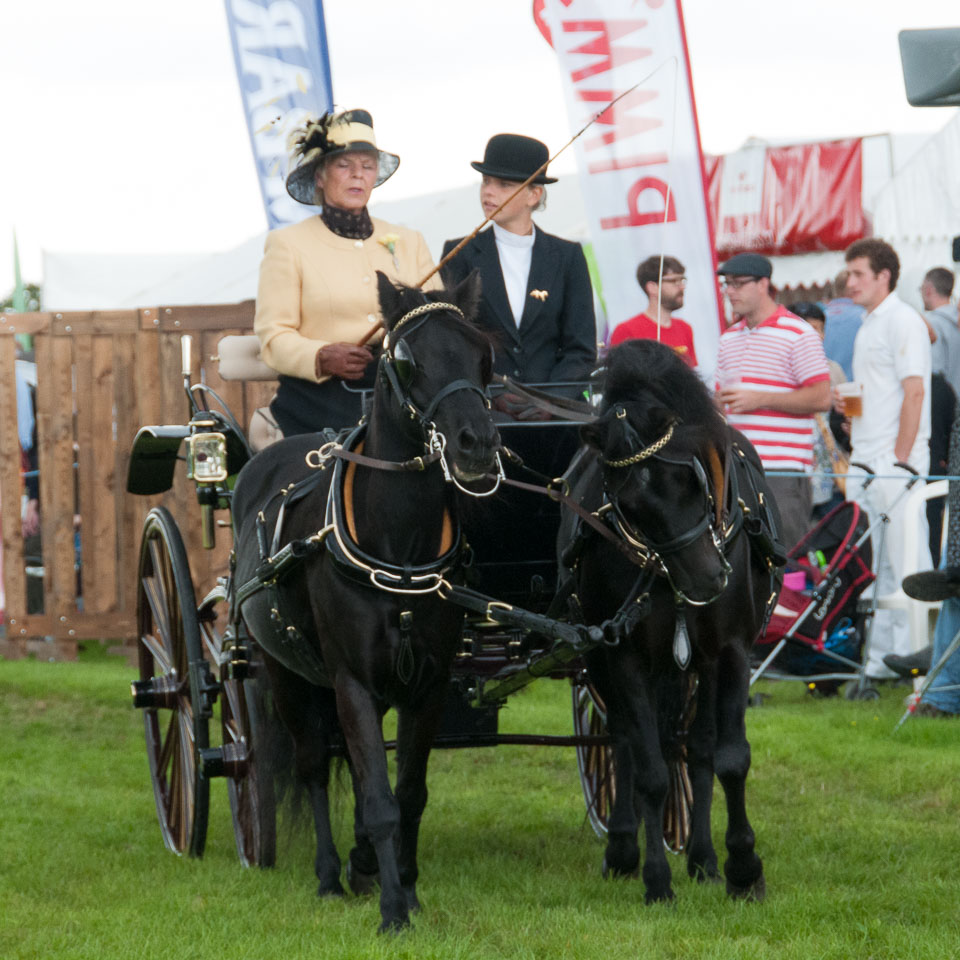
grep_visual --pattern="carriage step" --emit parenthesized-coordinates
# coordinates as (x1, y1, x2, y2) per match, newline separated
(131, 676, 182, 710)
(198, 743, 249, 779)
(190, 659, 221, 719)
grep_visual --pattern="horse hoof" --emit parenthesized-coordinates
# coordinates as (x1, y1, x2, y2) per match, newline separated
(601, 856, 639, 880)
(726, 874, 766, 902)
(644, 887, 676, 905)
(377, 915, 410, 936)
(689, 863, 721, 884)
(317, 879, 346, 899)
(346, 859, 380, 897)
(403, 887, 421, 914)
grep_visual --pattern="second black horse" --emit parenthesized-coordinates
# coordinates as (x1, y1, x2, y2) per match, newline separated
(562, 339, 782, 904)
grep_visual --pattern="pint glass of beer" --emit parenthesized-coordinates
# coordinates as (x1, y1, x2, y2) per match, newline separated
(836, 382, 863, 417)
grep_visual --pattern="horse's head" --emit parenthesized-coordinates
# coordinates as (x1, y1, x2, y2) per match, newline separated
(376, 270, 501, 492)
(583, 341, 730, 605)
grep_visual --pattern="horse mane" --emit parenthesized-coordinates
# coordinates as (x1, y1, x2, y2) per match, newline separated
(599, 339, 727, 456)
(377, 270, 488, 350)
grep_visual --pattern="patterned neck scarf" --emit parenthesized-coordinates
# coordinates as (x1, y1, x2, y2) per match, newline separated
(321, 204, 373, 240)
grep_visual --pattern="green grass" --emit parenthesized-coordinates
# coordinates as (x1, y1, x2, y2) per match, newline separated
(2, 651, 959, 959)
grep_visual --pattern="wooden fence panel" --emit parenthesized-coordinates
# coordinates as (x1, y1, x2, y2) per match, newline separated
(0, 302, 266, 660)
(0, 337, 26, 620)
(115, 330, 146, 619)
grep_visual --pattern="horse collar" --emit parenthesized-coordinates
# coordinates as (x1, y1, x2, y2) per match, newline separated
(322, 424, 465, 595)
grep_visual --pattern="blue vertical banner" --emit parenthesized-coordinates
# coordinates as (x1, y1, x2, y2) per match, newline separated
(224, 0, 335, 229)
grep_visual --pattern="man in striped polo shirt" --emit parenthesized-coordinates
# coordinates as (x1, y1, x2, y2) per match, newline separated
(716, 253, 831, 549)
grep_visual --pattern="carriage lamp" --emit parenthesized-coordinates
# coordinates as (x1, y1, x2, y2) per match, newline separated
(185, 432, 229, 484)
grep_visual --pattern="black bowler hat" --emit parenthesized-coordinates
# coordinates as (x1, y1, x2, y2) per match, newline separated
(717, 252, 773, 278)
(471, 134, 558, 184)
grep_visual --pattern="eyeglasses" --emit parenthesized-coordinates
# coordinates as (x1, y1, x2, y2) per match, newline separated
(721, 277, 760, 290)
(660, 275, 687, 286)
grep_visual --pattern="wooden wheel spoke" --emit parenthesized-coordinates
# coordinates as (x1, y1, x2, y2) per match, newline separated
(222, 682, 242, 745)
(199, 620, 221, 666)
(156, 708, 178, 782)
(177, 710, 196, 830)
(140, 628, 174, 676)
(141, 571, 174, 661)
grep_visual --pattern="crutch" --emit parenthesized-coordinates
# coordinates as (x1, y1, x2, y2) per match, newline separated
(849, 462, 923, 698)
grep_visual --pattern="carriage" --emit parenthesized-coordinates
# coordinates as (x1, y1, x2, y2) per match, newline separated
(128, 283, 773, 927)
(127, 332, 619, 867)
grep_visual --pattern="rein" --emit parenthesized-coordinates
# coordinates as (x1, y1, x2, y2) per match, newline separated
(374, 298, 505, 497)
(493, 465, 659, 571)
(306, 439, 443, 473)
(493, 376, 600, 423)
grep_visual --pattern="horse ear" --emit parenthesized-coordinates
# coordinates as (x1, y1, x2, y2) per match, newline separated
(447, 269, 482, 321)
(581, 418, 606, 451)
(376, 270, 403, 330)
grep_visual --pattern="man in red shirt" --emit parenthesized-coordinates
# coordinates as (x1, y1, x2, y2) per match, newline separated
(609, 255, 698, 367)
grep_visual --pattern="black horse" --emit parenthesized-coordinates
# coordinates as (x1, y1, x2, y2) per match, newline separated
(562, 339, 782, 904)
(230, 272, 500, 932)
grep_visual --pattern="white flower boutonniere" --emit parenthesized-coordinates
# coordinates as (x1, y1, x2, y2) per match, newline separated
(379, 233, 401, 270)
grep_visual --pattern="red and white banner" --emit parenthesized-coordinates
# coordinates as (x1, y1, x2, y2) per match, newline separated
(704, 139, 865, 257)
(534, 0, 722, 377)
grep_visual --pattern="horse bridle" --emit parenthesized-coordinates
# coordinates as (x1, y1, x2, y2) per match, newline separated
(379, 300, 504, 497)
(600, 406, 731, 607)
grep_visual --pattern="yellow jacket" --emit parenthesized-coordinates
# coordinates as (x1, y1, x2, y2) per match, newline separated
(254, 215, 441, 382)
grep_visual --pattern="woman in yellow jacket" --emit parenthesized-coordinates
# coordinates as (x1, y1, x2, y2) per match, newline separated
(255, 108, 440, 435)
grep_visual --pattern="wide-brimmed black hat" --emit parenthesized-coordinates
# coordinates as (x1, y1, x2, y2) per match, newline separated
(716, 252, 773, 278)
(471, 134, 557, 185)
(285, 109, 400, 205)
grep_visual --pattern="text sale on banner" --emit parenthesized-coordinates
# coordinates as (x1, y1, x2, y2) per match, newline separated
(534, 0, 722, 379)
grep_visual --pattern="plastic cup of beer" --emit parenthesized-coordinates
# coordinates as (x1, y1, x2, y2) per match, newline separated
(837, 382, 863, 417)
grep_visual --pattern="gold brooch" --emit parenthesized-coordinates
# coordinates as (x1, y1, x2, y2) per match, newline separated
(530, 289, 548, 301)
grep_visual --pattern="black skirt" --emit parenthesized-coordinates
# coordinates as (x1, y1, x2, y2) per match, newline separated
(270, 369, 375, 437)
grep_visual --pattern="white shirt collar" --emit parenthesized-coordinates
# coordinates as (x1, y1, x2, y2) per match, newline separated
(492, 221, 536, 249)
(864, 290, 899, 321)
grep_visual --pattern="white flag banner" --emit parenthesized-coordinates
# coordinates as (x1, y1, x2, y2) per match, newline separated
(534, 0, 722, 379)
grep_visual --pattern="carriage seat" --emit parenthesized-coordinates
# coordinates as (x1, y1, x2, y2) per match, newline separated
(216, 335, 282, 452)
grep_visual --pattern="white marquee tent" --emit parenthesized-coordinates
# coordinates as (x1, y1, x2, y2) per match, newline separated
(41, 124, 953, 322)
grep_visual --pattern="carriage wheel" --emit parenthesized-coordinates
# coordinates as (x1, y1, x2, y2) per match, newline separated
(221, 674, 277, 867)
(134, 506, 210, 857)
(573, 678, 693, 851)
(572, 680, 615, 838)
(196, 593, 277, 869)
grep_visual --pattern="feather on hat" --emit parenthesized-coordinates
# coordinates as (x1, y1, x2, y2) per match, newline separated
(285, 109, 400, 205)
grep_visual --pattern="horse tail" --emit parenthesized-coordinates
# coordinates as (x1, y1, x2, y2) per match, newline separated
(252, 655, 349, 843)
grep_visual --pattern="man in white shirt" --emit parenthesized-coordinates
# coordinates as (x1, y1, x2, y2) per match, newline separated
(842, 238, 932, 680)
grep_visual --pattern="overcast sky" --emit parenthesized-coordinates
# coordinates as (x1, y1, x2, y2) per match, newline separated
(1, 0, 957, 297)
